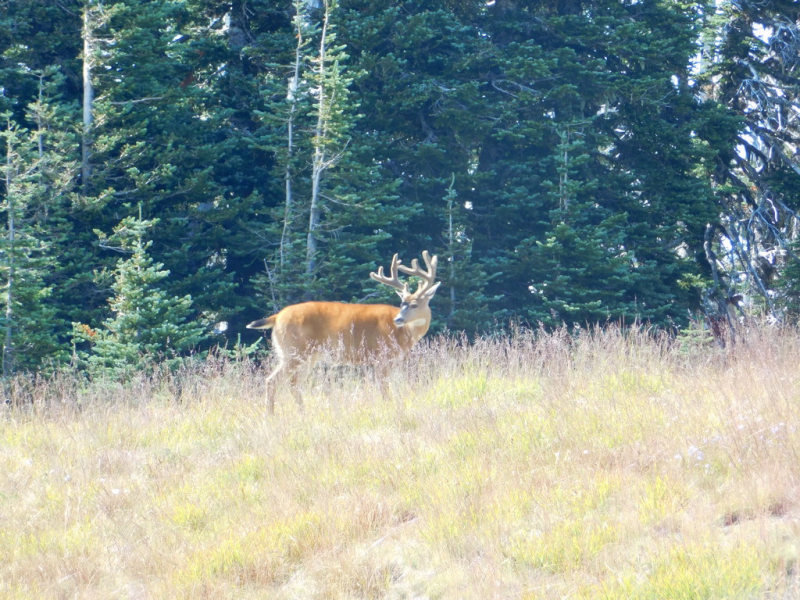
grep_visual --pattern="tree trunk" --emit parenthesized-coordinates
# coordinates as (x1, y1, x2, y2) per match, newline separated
(36, 74, 45, 158)
(281, 0, 305, 274)
(446, 174, 456, 323)
(81, 1, 95, 196)
(3, 130, 16, 376)
(306, 0, 331, 278)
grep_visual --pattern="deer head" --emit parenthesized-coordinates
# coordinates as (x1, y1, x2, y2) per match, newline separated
(370, 251, 441, 328)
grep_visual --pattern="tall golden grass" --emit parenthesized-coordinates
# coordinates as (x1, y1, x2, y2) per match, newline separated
(1, 325, 799, 599)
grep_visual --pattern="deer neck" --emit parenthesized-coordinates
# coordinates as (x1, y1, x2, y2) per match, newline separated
(402, 308, 431, 344)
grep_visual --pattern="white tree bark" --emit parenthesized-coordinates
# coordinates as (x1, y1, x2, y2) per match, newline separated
(3, 128, 16, 376)
(281, 0, 306, 273)
(306, 0, 332, 277)
(81, 1, 95, 195)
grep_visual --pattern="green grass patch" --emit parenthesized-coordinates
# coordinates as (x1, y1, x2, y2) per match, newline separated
(589, 542, 767, 599)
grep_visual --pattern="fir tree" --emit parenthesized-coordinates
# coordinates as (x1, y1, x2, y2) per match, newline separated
(73, 215, 205, 379)
(0, 118, 59, 373)
(0, 66, 78, 373)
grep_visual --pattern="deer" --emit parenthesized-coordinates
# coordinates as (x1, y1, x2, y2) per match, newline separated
(247, 251, 441, 413)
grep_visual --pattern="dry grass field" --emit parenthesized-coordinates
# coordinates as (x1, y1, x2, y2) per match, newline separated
(2, 326, 800, 599)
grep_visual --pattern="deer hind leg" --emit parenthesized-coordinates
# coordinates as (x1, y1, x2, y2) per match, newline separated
(287, 357, 312, 410)
(265, 355, 308, 414)
(264, 362, 282, 415)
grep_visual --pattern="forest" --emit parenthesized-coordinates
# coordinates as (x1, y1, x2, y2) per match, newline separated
(1, 0, 799, 374)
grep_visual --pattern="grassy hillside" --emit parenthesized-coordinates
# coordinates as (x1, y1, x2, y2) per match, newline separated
(2, 326, 799, 599)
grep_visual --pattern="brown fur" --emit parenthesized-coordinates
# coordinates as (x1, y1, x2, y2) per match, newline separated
(249, 301, 430, 363)
(248, 253, 439, 414)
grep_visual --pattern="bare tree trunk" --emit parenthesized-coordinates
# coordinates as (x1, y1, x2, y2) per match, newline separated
(36, 74, 45, 159)
(446, 174, 456, 323)
(306, 0, 331, 278)
(3, 132, 16, 376)
(81, 1, 95, 196)
(281, 0, 305, 273)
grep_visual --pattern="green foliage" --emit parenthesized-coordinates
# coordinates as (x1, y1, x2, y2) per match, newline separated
(250, 0, 404, 312)
(0, 67, 78, 373)
(0, 0, 785, 373)
(73, 216, 205, 379)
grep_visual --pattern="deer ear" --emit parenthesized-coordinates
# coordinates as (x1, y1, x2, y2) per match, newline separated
(422, 281, 441, 299)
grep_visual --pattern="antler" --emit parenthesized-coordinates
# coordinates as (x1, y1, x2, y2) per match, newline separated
(370, 253, 409, 294)
(397, 250, 438, 296)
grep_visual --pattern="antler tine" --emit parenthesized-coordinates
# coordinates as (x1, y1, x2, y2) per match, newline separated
(397, 250, 438, 295)
(370, 253, 409, 293)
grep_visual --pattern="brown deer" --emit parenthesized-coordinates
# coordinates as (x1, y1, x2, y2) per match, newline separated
(247, 251, 440, 413)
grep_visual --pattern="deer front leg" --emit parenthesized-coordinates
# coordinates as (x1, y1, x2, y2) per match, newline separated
(371, 353, 402, 402)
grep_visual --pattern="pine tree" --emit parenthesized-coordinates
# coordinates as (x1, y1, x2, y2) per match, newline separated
(70, 0, 270, 343)
(0, 66, 78, 373)
(334, 0, 493, 332)
(1, 119, 56, 373)
(466, 0, 733, 329)
(73, 215, 205, 379)
(334, 0, 733, 331)
(438, 175, 491, 332)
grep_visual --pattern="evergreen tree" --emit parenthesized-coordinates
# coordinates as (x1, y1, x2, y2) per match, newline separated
(0, 0, 767, 366)
(335, 0, 494, 332)
(1, 118, 59, 373)
(475, 0, 734, 329)
(0, 68, 78, 373)
(438, 175, 491, 332)
(336, 0, 737, 331)
(71, 0, 275, 343)
(73, 215, 205, 378)
(0, 0, 83, 119)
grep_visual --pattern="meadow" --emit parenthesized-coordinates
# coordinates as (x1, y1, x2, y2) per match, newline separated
(2, 325, 799, 599)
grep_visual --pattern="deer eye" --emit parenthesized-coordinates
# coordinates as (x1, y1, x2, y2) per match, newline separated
(410, 303, 418, 309)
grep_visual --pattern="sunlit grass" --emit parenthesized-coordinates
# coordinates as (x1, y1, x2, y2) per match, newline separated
(585, 542, 768, 600)
(2, 326, 800, 598)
